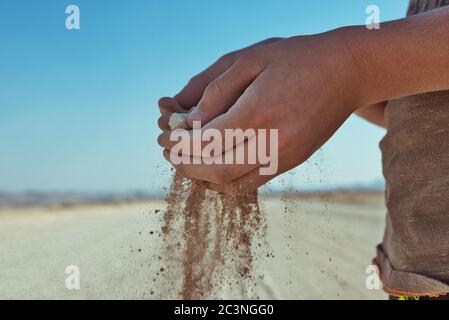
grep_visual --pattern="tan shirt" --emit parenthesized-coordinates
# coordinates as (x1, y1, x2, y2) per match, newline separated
(375, 0, 449, 297)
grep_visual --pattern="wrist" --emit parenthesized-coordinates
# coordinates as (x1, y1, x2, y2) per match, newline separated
(325, 26, 369, 113)
(341, 8, 449, 106)
(330, 26, 377, 110)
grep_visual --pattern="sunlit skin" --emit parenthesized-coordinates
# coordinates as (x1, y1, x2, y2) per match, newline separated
(158, 7, 449, 194)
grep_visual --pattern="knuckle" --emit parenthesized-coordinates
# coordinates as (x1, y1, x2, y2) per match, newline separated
(238, 50, 262, 67)
(238, 51, 255, 63)
(219, 52, 236, 65)
(188, 75, 205, 90)
(205, 80, 224, 101)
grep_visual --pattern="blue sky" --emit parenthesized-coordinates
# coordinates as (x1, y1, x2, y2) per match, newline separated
(0, 0, 409, 193)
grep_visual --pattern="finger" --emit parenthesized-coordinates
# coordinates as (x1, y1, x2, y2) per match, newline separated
(158, 113, 171, 131)
(174, 38, 282, 110)
(174, 53, 235, 109)
(206, 144, 301, 194)
(158, 97, 185, 114)
(163, 149, 234, 185)
(157, 69, 272, 156)
(157, 108, 260, 159)
(157, 112, 258, 158)
(186, 54, 264, 127)
(162, 135, 262, 184)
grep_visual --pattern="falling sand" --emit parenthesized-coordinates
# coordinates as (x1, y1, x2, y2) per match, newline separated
(160, 172, 266, 299)
(155, 111, 267, 299)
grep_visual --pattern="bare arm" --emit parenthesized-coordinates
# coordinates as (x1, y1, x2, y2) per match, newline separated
(349, 6, 449, 107)
(158, 6, 449, 192)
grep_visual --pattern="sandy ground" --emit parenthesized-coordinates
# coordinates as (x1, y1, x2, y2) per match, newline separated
(0, 192, 388, 299)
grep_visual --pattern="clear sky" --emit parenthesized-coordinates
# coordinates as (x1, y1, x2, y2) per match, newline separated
(0, 0, 409, 193)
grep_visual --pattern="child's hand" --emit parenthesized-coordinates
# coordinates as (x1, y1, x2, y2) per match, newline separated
(157, 7, 449, 192)
(157, 29, 364, 191)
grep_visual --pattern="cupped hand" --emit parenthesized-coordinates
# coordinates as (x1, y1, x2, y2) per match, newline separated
(158, 28, 365, 193)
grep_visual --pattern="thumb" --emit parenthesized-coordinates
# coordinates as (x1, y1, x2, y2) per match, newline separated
(187, 57, 262, 127)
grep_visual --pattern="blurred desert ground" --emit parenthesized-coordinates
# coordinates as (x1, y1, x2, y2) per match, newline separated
(0, 191, 388, 300)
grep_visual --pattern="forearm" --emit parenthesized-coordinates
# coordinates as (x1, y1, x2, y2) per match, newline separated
(346, 6, 449, 106)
